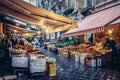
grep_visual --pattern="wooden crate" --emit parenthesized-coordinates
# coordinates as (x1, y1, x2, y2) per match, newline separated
(80, 56, 86, 64)
(86, 57, 96, 67)
(96, 56, 102, 67)
(46, 63, 56, 76)
(4, 75, 17, 80)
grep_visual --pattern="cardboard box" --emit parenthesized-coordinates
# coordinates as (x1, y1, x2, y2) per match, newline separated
(80, 56, 86, 64)
(46, 63, 56, 76)
(75, 54, 79, 62)
(97, 58, 102, 67)
(86, 57, 96, 67)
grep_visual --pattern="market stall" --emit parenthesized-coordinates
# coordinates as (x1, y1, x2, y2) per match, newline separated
(7, 36, 56, 76)
(0, 0, 77, 34)
(57, 42, 112, 67)
(57, 5, 120, 67)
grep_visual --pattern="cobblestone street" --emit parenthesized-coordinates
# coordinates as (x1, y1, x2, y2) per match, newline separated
(39, 47, 120, 80)
(0, 0, 120, 80)
(0, 47, 120, 80)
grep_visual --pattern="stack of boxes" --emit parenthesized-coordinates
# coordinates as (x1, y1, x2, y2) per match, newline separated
(74, 53, 110, 67)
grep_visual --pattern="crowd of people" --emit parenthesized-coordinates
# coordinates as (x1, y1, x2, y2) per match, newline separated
(0, 33, 119, 63)
(0, 34, 24, 61)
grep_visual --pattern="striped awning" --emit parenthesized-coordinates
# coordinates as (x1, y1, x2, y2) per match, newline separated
(63, 27, 104, 37)
(109, 18, 120, 25)
(62, 5, 120, 37)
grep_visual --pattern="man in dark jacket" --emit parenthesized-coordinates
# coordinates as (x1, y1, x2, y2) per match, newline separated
(104, 37, 118, 61)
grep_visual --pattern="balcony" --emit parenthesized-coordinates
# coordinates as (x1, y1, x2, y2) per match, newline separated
(95, 0, 117, 8)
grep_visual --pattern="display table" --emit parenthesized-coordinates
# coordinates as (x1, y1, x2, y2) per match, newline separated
(57, 43, 112, 67)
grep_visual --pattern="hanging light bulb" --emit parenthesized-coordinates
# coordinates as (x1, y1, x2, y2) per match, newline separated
(25, 33, 28, 36)
(46, 28, 48, 33)
(37, 31, 41, 34)
(108, 28, 113, 35)
(14, 30, 17, 33)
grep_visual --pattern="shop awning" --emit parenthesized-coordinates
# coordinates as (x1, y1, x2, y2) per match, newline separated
(109, 18, 120, 25)
(5, 24, 36, 33)
(0, 0, 76, 33)
(62, 5, 120, 37)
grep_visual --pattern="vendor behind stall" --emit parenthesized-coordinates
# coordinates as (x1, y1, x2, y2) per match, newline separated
(11, 36, 18, 47)
(104, 36, 118, 61)
(5, 36, 12, 61)
(18, 37, 24, 46)
(0, 34, 6, 49)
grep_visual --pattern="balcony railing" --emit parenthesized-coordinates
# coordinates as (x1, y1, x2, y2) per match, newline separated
(95, 0, 116, 7)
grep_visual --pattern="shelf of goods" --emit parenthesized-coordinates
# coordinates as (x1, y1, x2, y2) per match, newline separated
(57, 43, 112, 67)
(9, 44, 56, 76)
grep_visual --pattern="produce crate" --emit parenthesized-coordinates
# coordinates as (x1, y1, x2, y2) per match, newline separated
(86, 56, 96, 67)
(75, 54, 80, 62)
(47, 47, 51, 51)
(12, 56, 29, 68)
(80, 56, 86, 64)
(30, 59, 46, 73)
(46, 63, 56, 76)
(70, 54, 75, 60)
(64, 51, 68, 58)
(58, 48, 64, 56)
(101, 55, 109, 66)
(96, 55, 102, 67)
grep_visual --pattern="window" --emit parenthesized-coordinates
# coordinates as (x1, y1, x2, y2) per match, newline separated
(95, 0, 106, 5)
(30, 0, 37, 6)
(87, 0, 92, 6)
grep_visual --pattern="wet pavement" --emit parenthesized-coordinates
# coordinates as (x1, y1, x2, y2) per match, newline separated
(0, 47, 120, 80)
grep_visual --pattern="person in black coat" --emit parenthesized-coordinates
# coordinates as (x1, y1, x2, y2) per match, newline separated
(19, 37, 24, 46)
(11, 36, 18, 47)
(104, 37, 118, 61)
(5, 36, 12, 61)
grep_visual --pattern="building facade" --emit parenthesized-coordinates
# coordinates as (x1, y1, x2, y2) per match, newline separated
(94, 0, 120, 12)
(23, 0, 37, 6)
(23, 0, 120, 41)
